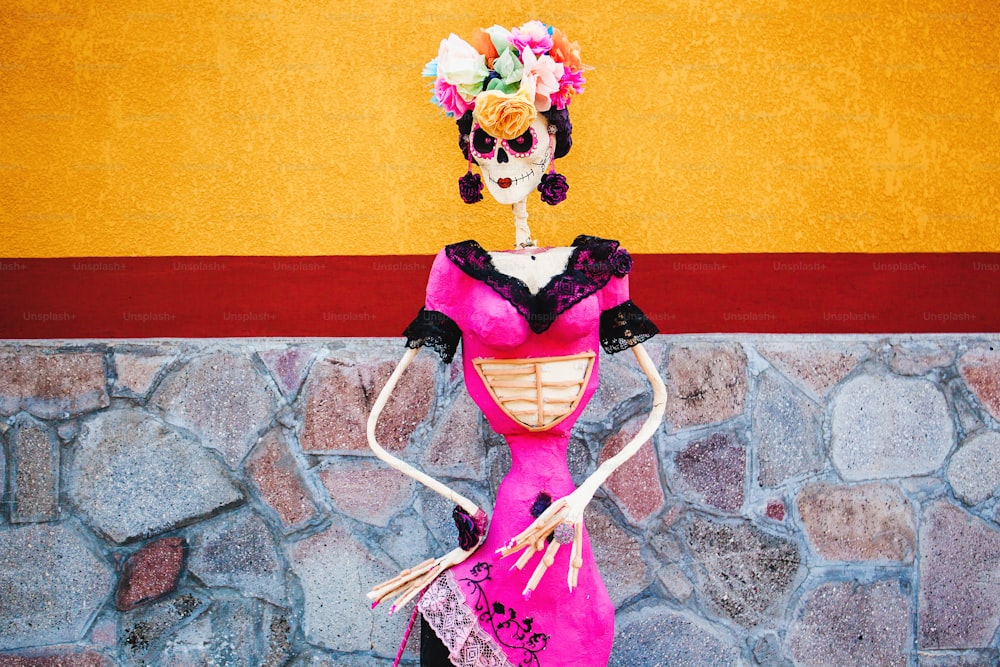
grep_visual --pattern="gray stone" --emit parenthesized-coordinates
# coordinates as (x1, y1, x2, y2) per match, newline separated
(586, 503, 652, 606)
(318, 460, 415, 528)
(831, 374, 954, 480)
(57, 420, 79, 442)
(151, 599, 291, 667)
(947, 430, 1000, 505)
(287, 650, 412, 666)
(758, 341, 868, 400)
(918, 649, 1000, 666)
(0, 522, 114, 650)
(753, 630, 793, 666)
(112, 349, 175, 399)
(665, 343, 747, 428)
(422, 391, 486, 480)
(287, 519, 416, 658)
(154, 600, 254, 666)
(753, 369, 824, 487)
(797, 482, 916, 562)
(187, 509, 286, 606)
(7, 413, 59, 522)
(257, 344, 319, 400)
(654, 563, 694, 603)
(151, 350, 278, 467)
(0, 350, 109, 419)
(374, 511, 436, 574)
(121, 593, 209, 664)
(685, 518, 802, 627)
(787, 579, 911, 667)
(889, 340, 955, 376)
(918, 500, 1000, 649)
(69, 409, 243, 543)
(609, 603, 741, 666)
(673, 431, 745, 512)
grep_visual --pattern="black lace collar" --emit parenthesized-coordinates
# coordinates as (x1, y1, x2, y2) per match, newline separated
(444, 235, 633, 334)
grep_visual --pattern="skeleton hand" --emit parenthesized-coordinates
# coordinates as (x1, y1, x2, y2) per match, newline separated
(368, 546, 476, 614)
(497, 488, 592, 595)
(368, 506, 488, 614)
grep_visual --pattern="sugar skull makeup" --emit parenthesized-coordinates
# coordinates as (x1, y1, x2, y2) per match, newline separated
(470, 115, 552, 205)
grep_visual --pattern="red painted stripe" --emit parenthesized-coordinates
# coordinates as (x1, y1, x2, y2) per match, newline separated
(1, 254, 998, 338)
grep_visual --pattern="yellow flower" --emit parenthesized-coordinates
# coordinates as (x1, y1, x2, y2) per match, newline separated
(472, 85, 537, 140)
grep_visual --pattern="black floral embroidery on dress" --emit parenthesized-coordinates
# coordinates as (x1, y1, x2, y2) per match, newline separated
(460, 562, 549, 666)
(444, 235, 633, 334)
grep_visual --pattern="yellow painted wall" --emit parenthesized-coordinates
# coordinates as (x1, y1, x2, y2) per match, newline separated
(1, 0, 998, 256)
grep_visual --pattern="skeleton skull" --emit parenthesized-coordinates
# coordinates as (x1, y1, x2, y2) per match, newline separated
(470, 115, 552, 205)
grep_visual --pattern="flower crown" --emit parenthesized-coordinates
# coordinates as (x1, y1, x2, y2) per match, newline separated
(424, 21, 587, 140)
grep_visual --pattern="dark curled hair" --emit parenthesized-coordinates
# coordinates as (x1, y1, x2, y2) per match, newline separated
(457, 107, 572, 161)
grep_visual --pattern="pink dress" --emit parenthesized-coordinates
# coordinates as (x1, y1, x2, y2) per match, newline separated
(404, 236, 657, 667)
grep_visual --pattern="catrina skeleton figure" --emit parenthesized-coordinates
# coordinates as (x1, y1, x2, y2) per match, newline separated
(367, 22, 666, 667)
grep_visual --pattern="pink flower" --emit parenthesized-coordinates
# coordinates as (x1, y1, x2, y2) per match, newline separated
(510, 20, 553, 56)
(519, 48, 563, 112)
(434, 77, 471, 117)
(551, 67, 586, 109)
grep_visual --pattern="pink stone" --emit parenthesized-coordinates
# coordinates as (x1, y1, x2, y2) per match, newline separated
(919, 500, 1000, 648)
(318, 462, 414, 527)
(361, 356, 436, 451)
(422, 391, 486, 479)
(889, 341, 955, 376)
(111, 350, 174, 398)
(598, 414, 664, 523)
(245, 429, 320, 533)
(0, 350, 108, 419)
(116, 537, 186, 611)
(758, 342, 868, 399)
(585, 504, 651, 606)
(665, 344, 746, 428)
(257, 345, 318, 399)
(0, 651, 113, 667)
(299, 359, 368, 452)
(673, 432, 745, 512)
(8, 415, 59, 523)
(766, 500, 785, 522)
(787, 580, 911, 667)
(797, 482, 915, 562)
(299, 352, 435, 453)
(959, 346, 1000, 421)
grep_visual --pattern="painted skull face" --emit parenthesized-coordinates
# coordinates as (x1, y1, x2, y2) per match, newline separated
(470, 115, 552, 205)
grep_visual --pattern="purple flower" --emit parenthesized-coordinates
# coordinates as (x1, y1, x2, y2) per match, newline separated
(609, 248, 633, 276)
(453, 506, 488, 550)
(537, 172, 568, 205)
(459, 170, 483, 204)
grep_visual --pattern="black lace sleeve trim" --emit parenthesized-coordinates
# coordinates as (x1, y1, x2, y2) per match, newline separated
(600, 300, 659, 354)
(402, 308, 461, 363)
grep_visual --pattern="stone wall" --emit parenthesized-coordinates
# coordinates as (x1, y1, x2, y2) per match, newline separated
(1, 336, 999, 666)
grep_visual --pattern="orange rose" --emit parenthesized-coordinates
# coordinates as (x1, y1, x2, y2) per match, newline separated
(472, 87, 537, 140)
(471, 28, 499, 69)
(550, 28, 582, 71)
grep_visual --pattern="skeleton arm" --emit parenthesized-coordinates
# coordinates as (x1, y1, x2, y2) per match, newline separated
(366, 347, 480, 515)
(366, 346, 485, 613)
